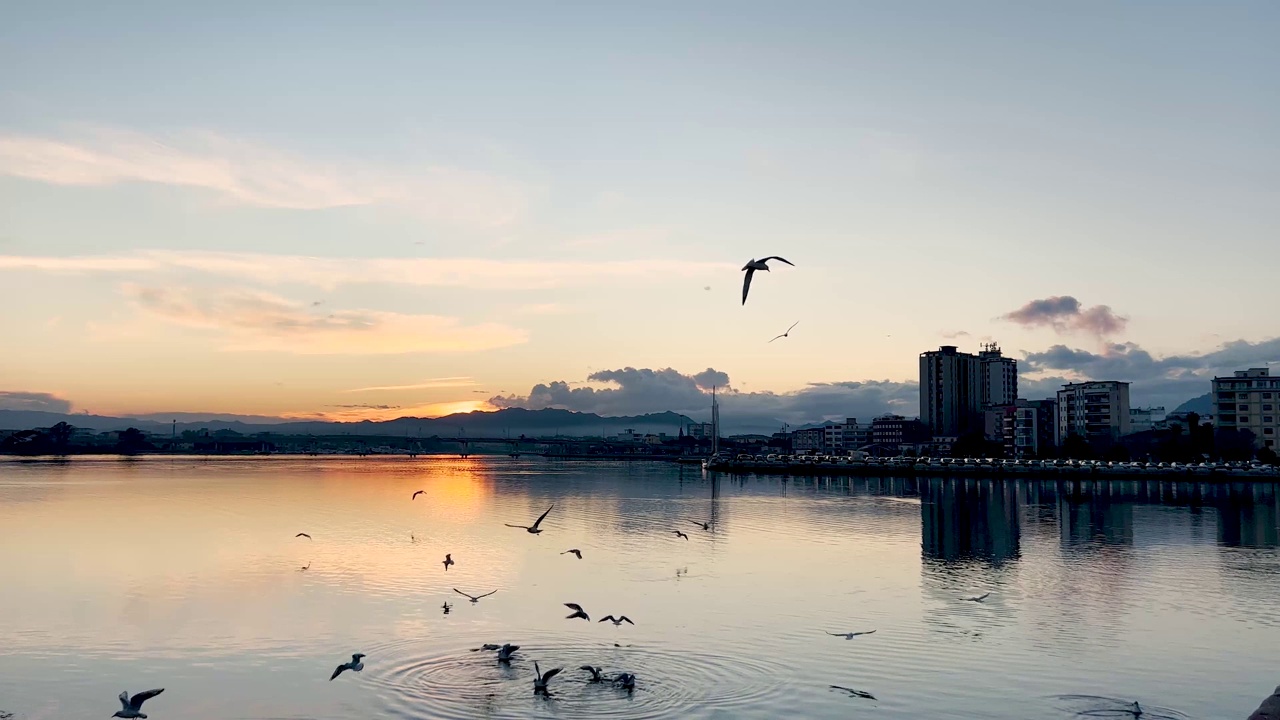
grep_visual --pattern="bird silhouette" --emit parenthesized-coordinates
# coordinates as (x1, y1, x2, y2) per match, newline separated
(505, 505, 554, 534)
(830, 685, 876, 700)
(295, 533, 311, 539)
(769, 321, 799, 342)
(599, 615, 634, 626)
(533, 661, 563, 694)
(112, 689, 164, 719)
(564, 602, 590, 620)
(963, 593, 990, 602)
(454, 588, 497, 603)
(673, 530, 689, 540)
(561, 549, 582, 559)
(330, 653, 366, 681)
(689, 520, 711, 531)
(580, 666, 605, 682)
(497, 643, 520, 663)
(442, 553, 454, 571)
(826, 630, 875, 639)
(741, 256, 794, 305)
(412, 490, 425, 500)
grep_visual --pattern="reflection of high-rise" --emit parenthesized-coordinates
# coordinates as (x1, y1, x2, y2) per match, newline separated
(1214, 484, 1279, 548)
(1057, 488, 1135, 548)
(920, 478, 1021, 565)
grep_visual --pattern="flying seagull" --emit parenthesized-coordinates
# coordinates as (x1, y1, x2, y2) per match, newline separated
(826, 630, 876, 639)
(454, 588, 497, 603)
(599, 615, 634, 626)
(329, 653, 366, 681)
(564, 602, 590, 621)
(506, 504, 554, 534)
(673, 530, 689, 540)
(442, 602, 452, 614)
(689, 520, 711, 531)
(533, 661, 563, 695)
(412, 490, 425, 500)
(769, 321, 799, 343)
(830, 685, 876, 700)
(613, 673, 637, 691)
(295, 533, 311, 539)
(741, 256, 794, 305)
(580, 666, 605, 683)
(561, 549, 582, 559)
(442, 553, 454, 571)
(497, 643, 520, 663)
(112, 689, 164, 719)
(299, 560, 311, 572)
(963, 593, 991, 602)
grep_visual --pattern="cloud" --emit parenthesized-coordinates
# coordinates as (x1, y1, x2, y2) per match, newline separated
(490, 366, 918, 431)
(0, 127, 526, 227)
(327, 404, 402, 410)
(514, 303, 571, 316)
(1019, 337, 1280, 408)
(122, 285, 528, 354)
(344, 377, 476, 392)
(940, 330, 971, 339)
(1001, 296, 1127, 338)
(0, 250, 731, 291)
(0, 391, 73, 413)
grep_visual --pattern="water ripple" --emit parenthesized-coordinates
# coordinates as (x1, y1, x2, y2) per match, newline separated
(366, 634, 789, 719)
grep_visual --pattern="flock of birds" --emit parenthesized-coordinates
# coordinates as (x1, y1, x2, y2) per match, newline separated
(76, 481, 1168, 718)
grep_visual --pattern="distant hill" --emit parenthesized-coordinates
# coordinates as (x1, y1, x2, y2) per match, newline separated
(1173, 393, 1213, 415)
(0, 407, 695, 439)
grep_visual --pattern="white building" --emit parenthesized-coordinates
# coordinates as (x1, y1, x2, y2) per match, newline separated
(979, 343, 1018, 408)
(686, 422, 715, 439)
(1057, 381, 1131, 445)
(1213, 368, 1280, 450)
(1128, 406, 1167, 434)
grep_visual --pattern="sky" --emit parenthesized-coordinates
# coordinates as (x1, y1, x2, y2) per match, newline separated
(1, 1, 1277, 425)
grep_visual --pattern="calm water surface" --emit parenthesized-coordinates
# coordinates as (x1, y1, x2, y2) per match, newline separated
(1, 456, 1278, 719)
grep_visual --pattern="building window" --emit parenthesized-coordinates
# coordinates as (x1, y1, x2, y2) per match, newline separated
(1241, 417, 1250, 423)
(1265, 428, 1274, 435)
(1265, 405, 1274, 412)
(1265, 393, 1274, 399)
(1239, 404, 1250, 411)
(1265, 417, 1274, 424)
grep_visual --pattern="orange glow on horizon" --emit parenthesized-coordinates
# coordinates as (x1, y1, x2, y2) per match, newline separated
(297, 399, 498, 423)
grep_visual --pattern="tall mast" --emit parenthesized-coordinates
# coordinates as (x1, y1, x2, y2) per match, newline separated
(711, 385, 720, 455)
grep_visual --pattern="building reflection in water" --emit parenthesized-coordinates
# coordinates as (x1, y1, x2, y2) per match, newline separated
(920, 478, 1021, 566)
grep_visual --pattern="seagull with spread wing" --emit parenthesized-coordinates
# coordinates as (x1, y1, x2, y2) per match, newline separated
(329, 653, 366, 681)
(564, 602, 590, 620)
(533, 661, 563, 695)
(741, 256, 794, 305)
(454, 588, 497, 603)
(770, 321, 799, 342)
(112, 689, 164, 719)
(826, 630, 876, 639)
(505, 504, 554, 534)
(599, 615, 634, 626)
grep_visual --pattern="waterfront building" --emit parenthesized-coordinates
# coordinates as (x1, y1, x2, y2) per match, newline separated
(1014, 398, 1057, 457)
(871, 414, 931, 448)
(686, 422, 715, 439)
(1128, 406, 1167, 434)
(979, 343, 1018, 408)
(1213, 367, 1280, 449)
(920, 345, 983, 437)
(792, 427, 824, 452)
(1056, 381, 1131, 445)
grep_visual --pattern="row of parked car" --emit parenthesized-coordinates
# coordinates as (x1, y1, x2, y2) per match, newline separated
(725, 453, 1280, 476)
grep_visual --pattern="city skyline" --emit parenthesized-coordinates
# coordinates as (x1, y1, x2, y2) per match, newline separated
(2, 2, 1277, 421)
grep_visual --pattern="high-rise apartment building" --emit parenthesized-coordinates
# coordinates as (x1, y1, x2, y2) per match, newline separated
(1213, 368, 1280, 449)
(1056, 381, 1131, 445)
(1014, 398, 1057, 457)
(979, 343, 1018, 408)
(920, 346, 983, 437)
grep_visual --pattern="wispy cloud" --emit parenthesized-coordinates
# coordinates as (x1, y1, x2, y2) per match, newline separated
(344, 377, 476, 393)
(0, 127, 527, 227)
(122, 285, 528, 355)
(0, 250, 731, 290)
(1001, 296, 1128, 338)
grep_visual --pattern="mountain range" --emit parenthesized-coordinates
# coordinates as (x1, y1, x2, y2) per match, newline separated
(0, 407, 696, 439)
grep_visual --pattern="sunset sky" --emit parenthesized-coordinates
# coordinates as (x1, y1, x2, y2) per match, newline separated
(2, 2, 1276, 423)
